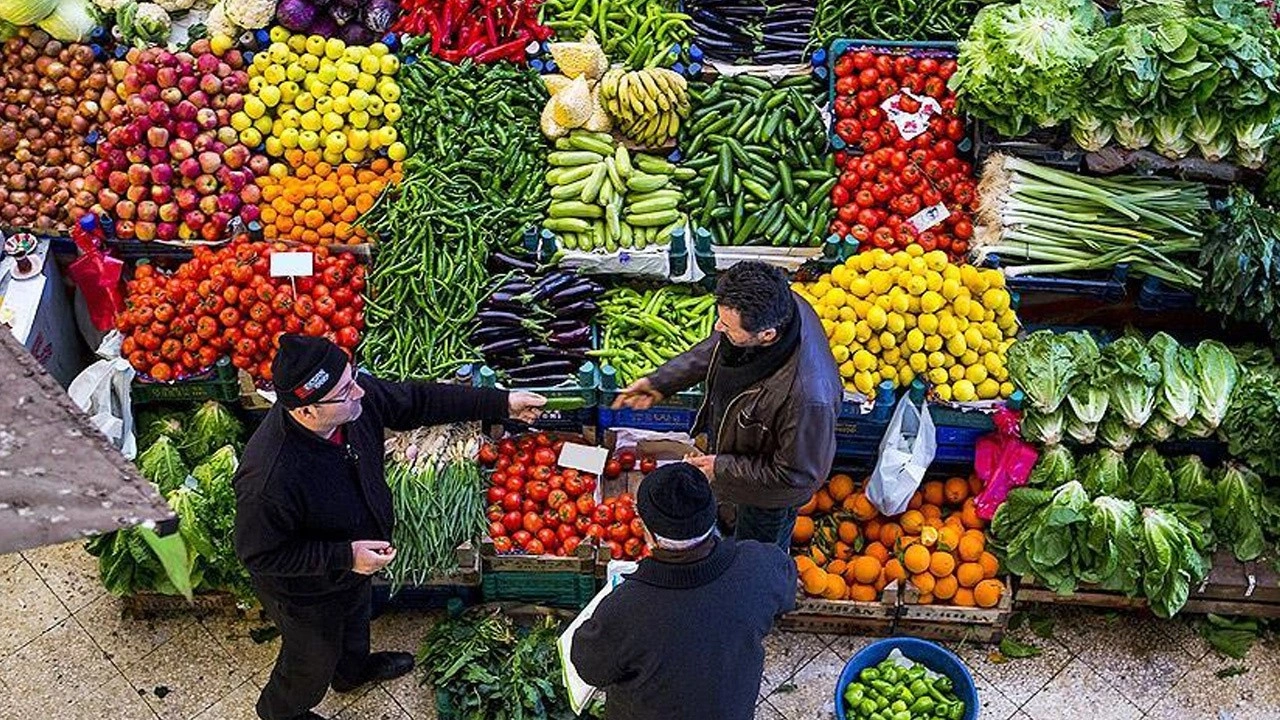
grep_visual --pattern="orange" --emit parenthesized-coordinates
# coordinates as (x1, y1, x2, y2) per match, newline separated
(838, 521, 859, 545)
(852, 555, 882, 585)
(823, 573, 848, 601)
(863, 519, 883, 545)
(848, 583, 878, 602)
(903, 544, 931, 574)
(953, 588, 976, 607)
(929, 551, 956, 578)
(792, 516, 815, 545)
(355, 193, 376, 213)
(834, 541, 856, 562)
(957, 562, 984, 588)
(937, 526, 962, 553)
(850, 493, 877, 521)
(828, 473, 855, 502)
(863, 541, 890, 565)
(968, 473, 983, 497)
(922, 480, 945, 506)
(874, 570, 888, 592)
(900, 510, 925, 534)
(944, 514, 966, 530)
(827, 559, 847, 578)
(884, 558, 906, 583)
(814, 489, 835, 514)
(958, 534, 984, 562)
(974, 579, 1004, 608)
(798, 493, 818, 516)
(961, 499, 985, 529)
(915, 592, 934, 605)
(910, 572, 935, 595)
(809, 546, 827, 567)
(794, 555, 816, 575)
(979, 551, 1000, 579)
(921, 503, 943, 520)
(879, 522, 903, 548)
(944, 477, 970, 504)
(801, 567, 828, 596)
(934, 574, 959, 601)
(908, 490, 923, 510)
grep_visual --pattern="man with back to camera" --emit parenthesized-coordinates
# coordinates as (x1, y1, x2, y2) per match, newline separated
(233, 333, 546, 720)
(570, 461, 797, 720)
(612, 260, 843, 548)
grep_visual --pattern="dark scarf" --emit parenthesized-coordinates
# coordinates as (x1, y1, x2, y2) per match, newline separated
(704, 297, 802, 446)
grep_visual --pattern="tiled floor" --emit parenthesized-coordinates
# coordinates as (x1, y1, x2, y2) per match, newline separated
(0, 543, 1277, 720)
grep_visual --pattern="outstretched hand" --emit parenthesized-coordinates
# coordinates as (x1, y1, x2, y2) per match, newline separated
(612, 378, 664, 410)
(509, 391, 547, 423)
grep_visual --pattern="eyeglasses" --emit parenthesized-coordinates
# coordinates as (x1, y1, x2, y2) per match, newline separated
(309, 381, 359, 406)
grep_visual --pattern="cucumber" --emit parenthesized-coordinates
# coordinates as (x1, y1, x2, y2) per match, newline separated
(549, 200, 605, 219)
(550, 177, 591, 200)
(548, 151, 605, 166)
(626, 173, 670, 193)
(629, 196, 682, 214)
(568, 132, 615, 155)
(614, 145, 634, 176)
(636, 155, 676, 175)
(547, 164, 597, 185)
(544, 217, 592, 234)
(625, 209, 681, 227)
(673, 167, 698, 181)
(581, 163, 608, 204)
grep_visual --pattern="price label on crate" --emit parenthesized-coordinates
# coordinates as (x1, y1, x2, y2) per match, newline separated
(270, 252, 314, 277)
(558, 442, 608, 476)
(881, 90, 941, 142)
(907, 203, 951, 234)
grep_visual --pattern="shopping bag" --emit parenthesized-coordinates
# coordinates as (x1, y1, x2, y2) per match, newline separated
(867, 394, 936, 516)
(973, 407, 1039, 520)
(68, 331, 138, 459)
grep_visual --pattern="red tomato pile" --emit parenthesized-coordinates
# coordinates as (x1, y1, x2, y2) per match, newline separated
(480, 434, 653, 560)
(117, 241, 365, 383)
(829, 49, 977, 260)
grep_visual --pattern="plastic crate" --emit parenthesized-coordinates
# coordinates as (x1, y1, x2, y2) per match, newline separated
(985, 256, 1130, 304)
(131, 356, 241, 405)
(373, 583, 481, 614)
(481, 571, 599, 610)
(1137, 276, 1197, 312)
(970, 120, 1085, 172)
(469, 361, 599, 437)
(827, 39, 958, 151)
(597, 388, 704, 433)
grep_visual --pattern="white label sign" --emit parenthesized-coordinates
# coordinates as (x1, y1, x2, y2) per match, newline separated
(908, 203, 951, 234)
(557, 442, 608, 476)
(270, 252, 314, 277)
(880, 90, 942, 141)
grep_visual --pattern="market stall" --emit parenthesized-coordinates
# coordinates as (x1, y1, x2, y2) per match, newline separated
(1, 0, 1279, 716)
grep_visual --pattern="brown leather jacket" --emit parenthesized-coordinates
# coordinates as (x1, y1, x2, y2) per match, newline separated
(648, 294, 842, 509)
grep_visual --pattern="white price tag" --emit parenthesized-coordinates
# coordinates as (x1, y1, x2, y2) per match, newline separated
(880, 90, 941, 142)
(270, 252, 314, 277)
(557, 442, 608, 476)
(907, 203, 951, 234)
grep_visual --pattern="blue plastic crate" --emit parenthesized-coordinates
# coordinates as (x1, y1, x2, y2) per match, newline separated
(983, 256, 1130, 303)
(597, 392, 703, 433)
(1137, 276, 1197, 312)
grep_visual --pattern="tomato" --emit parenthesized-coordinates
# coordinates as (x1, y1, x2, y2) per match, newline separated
(834, 118, 861, 142)
(923, 77, 947, 98)
(614, 503, 636, 525)
(549, 474, 564, 491)
(562, 536, 581, 555)
(564, 475, 586, 497)
(502, 492, 523, 512)
(512, 529, 532, 547)
(506, 462, 526, 480)
(873, 227, 895, 248)
(486, 486, 507, 504)
(534, 432, 552, 448)
(858, 208, 881, 229)
(541, 509, 560, 531)
(608, 522, 631, 543)
(861, 132, 883, 151)
(897, 94, 921, 114)
(834, 96, 859, 119)
(547, 489, 570, 510)
(576, 494, 596, 516)
(851, 50, 875, 70)
(585, 523, 606, 542)
(605, 540, 623, 560)
(893, 55, 916, 78)
(557, 503, 578, 524)
(498, 438, 517, 457)
(831, 184, 851, 208)
(522, 512, 543, 534)
(593, 504, 614, 525)
(953, 182, 975, 207)
(624, 538, 645, 558)
(504, 476, 525, 494)
(922, 187, 944, 207)
(524, 539, 545, 555)
(937, 59, 957, 81)
(492, 536, 514, 553)
(218, 307, 240, 327)
(601, 459, 621, 479)
(835, 76, 859, 96)
(523, 499, 538, 514)
(488, 521, 507, 538)
(533, 447, 557, 467)
(530, 465, 553, 483)
(837, 204, 860, 224)
(639, 457, 657, 474)
(478, 443, 498, 465)
(954, 219, 974, 240)
(535, 526, 557, 547)
(835, 54, 856, 77)
(575, 515, 593, 535)
(854, 190, 876, 209)
(856, 89, 880, 109)
(849, 224, 872, 241)
(487, 506, 503, 523)
(917, 231, 938, 252)
(629, 518, 646, 538)
(556, 523, 577, 543)
(526, 481, 550, 503)
(148, 362, 173, 381)
(518, 435, 537, 452)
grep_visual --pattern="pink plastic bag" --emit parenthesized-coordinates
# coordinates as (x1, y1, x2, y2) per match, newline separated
(973, 407, 1039, 520)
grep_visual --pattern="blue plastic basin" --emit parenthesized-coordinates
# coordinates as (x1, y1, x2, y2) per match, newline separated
(833, 637, 979, 720)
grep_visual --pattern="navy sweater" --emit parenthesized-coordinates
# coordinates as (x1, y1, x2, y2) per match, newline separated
(232, 374, 508, 603)
(571, 538, 798, 720)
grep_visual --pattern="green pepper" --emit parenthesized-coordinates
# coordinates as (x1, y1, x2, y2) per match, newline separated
(870, 680, 896, 696)
(845, 685, 865, 705)
(933, 676, 954, 694)
(890, 700, 908, 713)
(910, 696, 936, 714)
(907, 666, 927, 681)
(946, 701, 966, 720)
(892, 712, 912, 720)
(910, 679, 931, 699)
(876, 696, 890, 710)
(860, 668, 880, 683)
(860, 699, 879, 716)
(898, 687, 915, 705)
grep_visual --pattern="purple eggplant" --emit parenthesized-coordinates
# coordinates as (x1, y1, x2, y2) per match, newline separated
(548, 326, 592, 348)
(553, 300, 599, 320)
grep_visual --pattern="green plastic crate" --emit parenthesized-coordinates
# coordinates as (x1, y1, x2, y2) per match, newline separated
(131, 356, 240, 406)
(481, 571, 599, 610)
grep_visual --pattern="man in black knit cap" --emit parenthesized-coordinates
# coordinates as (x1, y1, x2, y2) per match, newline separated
(234, 334, 546, 720)
(571, 462, 797, 720)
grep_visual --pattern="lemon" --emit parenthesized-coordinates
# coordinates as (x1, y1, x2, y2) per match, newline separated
(910, 353, 929, 373)
(918, 313, 939, 335)
(928, 367, 948, 385)
(380, 54, 400, 75)
(349, 110, 371, 130)
(345, 45, 368, 63)
(906, 329, 925, 352)
(924, 335, 943, 352)
(906, 243, 924, 257)
(946, 334, 967, 356)
(850, 277, 871, 297)
(1000, 381, 1015, 397)
(855, 321, 872, 343)
(315, 95, 335, 114)
(880, 332, 897, 349)
(965, 364, 988, 384)
(952, 295, 971, 319)
(881, 366, 898, 385)
(882, 347, 901, 365)
(830, 264, 850, 288)
(854, 349, 876, 372)
(854, 371, 876, 395)
(309, 78, 330, 98)
(886, 313, 906, 334)
(832, 345, 850, 364)
(928, 351, 947, 369)
(941, 278, 962, 300)
(899, 367, 914, 387)
(263, 65, 286, 85)
(298, 130, 320, 150)
(269, 26, 290, 43)
(824, 287, 848, 308)
(960, 350, 980, 367)
(378, 81, 401, 103)
(867, 305, 888, 330)
(239, 127, 262, 147)
(953, 379, 977, 402)
(938, 313, 959, 338)
(839, 360, 856, 379)
(833, 321, 856, 345)
(839, 306, 857, 321)
(811, 279, 833, 297)
(867, 270, 891, 294)
(977, 379, 1001, 400)
(984, 269, 1006, 289)
(947, 365, 965, 384)
(964, 327, 984, 348)
(924, 250, 948, 272)
(857, 253, 876, 272)
(279, 127, 299, 148)
(873, 251, 894, 270)
(820, 318, 835, 336)
(908, 256, 927, 275)
(920, 290, 944, 313)
(983, 288, 1011, 313)
(906, 274, 927, 296)
(935, 384, 953, 402)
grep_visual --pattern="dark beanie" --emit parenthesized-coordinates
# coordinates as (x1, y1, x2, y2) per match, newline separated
(636, 462, 717, 541)
(271, 334, 349, 408)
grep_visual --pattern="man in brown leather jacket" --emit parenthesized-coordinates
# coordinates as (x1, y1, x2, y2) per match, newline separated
(613, 261, 842, 548)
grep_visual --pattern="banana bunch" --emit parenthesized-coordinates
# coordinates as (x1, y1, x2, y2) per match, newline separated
(599, 67, 691, 148)
(542, 130, 696, 253)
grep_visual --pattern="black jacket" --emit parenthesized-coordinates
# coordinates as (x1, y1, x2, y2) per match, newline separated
(648, 293, 843, 509)
(570, 538, 797, 720)
(232, 374, 508, 603)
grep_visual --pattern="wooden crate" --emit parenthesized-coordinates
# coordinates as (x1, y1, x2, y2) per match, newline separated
(479, 537, 611, 578)
(777, 583, 899, 636)
(1015, 551, 1280, 619)
(897, 579, 1014, 644)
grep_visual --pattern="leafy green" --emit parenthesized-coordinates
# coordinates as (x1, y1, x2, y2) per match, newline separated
(1171, 455, 1216, 505)
(1199, 190, 1280, 347)
(1021, 406, 1066, 446)
(1066, 333, 1109, 426)
(137, 435, 189, 495)
(1028, 444, 1075, 489)
(1065, 414, 1099, 444)
(997, 637, 1043, 659)
(1099, 337, 1161, 429)
(1214, 464, 1268, 561)
(135, 410, 186, 452)
(1140, 506, 1211, 618)
(1080, 449, 1128, 497)
(1099, 412, 1138, 451)
(1084, 496, 1142, 594)
(183, 401, 243, 462)
(951, 0, 1103, 137)
(1001, 481, 1092, 594)
(1140, 413, 1176, 442)
(1222, 365, 1280, 476)
(1130, 446, 1175, 506)
(1150, 332, 1199, 427)
(1007, 330, 1090, 414)
(137, 526, 195, 601)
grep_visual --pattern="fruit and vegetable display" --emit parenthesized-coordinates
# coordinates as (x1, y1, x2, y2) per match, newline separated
(237, 29, 405, 166)
(472, 262, 602, 386)
(0, 29, 109, 232)
(681, 73, 833, 248)
(591, 284, 715, 386)
(537, 0, 692, 69)
(598, 65, 690, 148)
(393, 0, 551, 62)
(1198, 188, 1280, 345)
(795, 246, 1017, 401)
(829, 46, 976, 258)
(543, 131, 692, 252)
(1009, 330, 1239, 448)
(86, 401, 251, 601)
(116, 241, 365, 382)
(793, 472, 1006, 608)
(841, 654, 968, 720)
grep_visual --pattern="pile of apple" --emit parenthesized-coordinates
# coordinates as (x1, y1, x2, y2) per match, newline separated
(93, 40, 269, 242)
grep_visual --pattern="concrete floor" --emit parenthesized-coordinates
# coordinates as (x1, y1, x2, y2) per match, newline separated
(0, 542, 1277, 720)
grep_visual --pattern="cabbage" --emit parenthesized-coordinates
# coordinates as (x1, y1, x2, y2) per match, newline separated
(1130, 446, 1175, 506)
(1194, 340, 1239, 429)
(36, 0, 100, 41)
(1100, 337, 1161, 429)
(1150, 333, 1199, 427)
(1022, 406, 1066, 445)
(0, 0, 57, 25)
(1080, 448, 1128, 497)
(1171, 455, 1215, 505)
(1028, 443, 1075, 488)
(1084, 496, 1141, 594)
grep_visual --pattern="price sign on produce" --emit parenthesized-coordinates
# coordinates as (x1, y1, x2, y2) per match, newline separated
(881, 90, 941, 141)
(270, 252, 314, 278)
(908, 203, 951, 234)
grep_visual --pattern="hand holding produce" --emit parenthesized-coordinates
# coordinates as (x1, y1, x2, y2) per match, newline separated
(599, 65, 689, 147)
(796, 246, 1017, 401)
(842, 655, 968, 720)
(682, 73, 833, 247)
(394, 0, 552, 63)
(543, 130, 692, 251)
(0, 29, 109, 231)
(590, 285, 715, 385)
(238, 29, 404, 167)
(96, 41, 266, 242)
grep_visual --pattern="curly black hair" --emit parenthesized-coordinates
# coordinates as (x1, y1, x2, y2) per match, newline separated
(714, 261, 794, 333)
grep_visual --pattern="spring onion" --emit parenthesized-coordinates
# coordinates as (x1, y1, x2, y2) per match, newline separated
(973, 154, 1208, 288)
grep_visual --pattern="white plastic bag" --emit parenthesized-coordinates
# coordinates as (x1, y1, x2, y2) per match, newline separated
(67, 330, 138, 459)
(867, 394, 936, 515)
